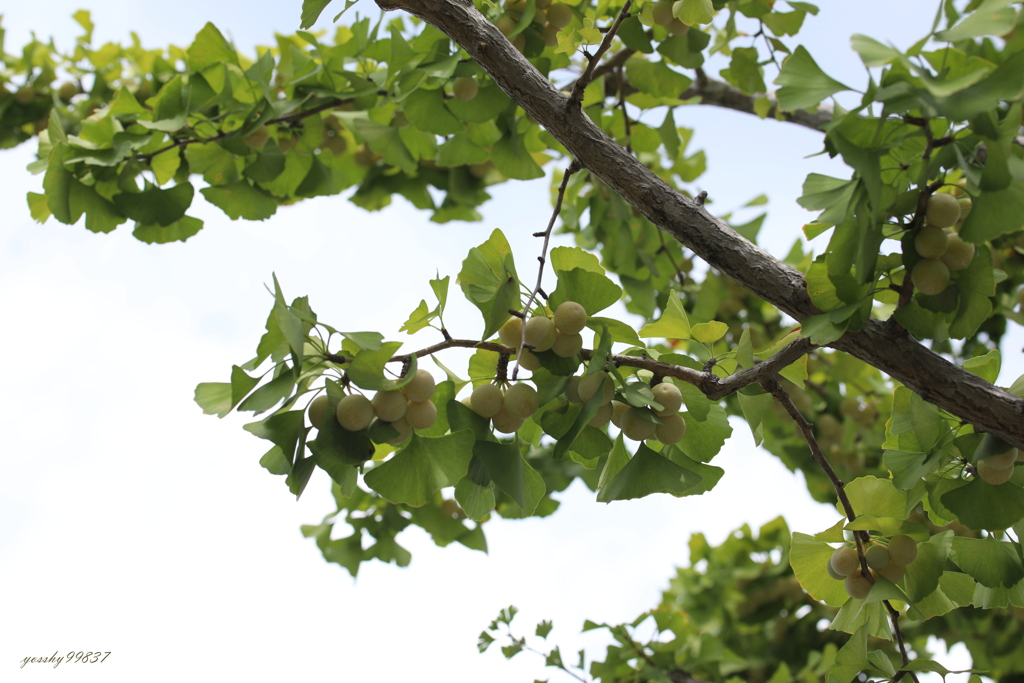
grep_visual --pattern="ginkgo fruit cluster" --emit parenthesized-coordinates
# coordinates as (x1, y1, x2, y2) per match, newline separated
(307, 369, 438, 446)
(826, 534, 917, 599)
(910, 192, 976, 296)
(500, 301, 588, 364)
(976, 447, 1021, 486)
(493, 0, 573, 51)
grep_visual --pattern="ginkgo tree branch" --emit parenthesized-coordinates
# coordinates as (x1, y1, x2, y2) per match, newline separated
(374, 0, 1024, 451)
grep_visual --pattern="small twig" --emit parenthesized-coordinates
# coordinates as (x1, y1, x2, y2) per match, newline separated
(617, 65, 632, 153)
(513, 160, 582, 380)
(656, 231, 687, 286)
(569, 0, 632, 105)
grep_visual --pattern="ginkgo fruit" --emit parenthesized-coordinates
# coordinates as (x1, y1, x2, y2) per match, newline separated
(471, 383, 504, 418)
(925, 193, 961, 228)
(14, 85, 35, 105)
(541, 23, 560, 46)
(651, 0, 674, 25)
(914, 225, 949, 259)
(372, 390, 408, 423)
(982, 448, 1018, 470)
(977, 457, 1015, 485)
(308, 395, 331, 430)
(504, 383, 539, 419)
(876, 562, 906, 584)
(404, 399, 437, 430)
(386, 417, 412, 445)
(652, 382, 683, 416)
(495, 16, 517, 35)
(911, 258, 950, 295)
(844, 572, 873, 600)
(887, 535, 917, 566)
(551, 331, 583, 358)
(589, 401, 614, 428)
(939, 233, 975, 270)
(499, 316, 524, 347)
(655, 413, 687, 444)
(553, 301, 587, 334)
(491, 407, 524, 434)
(452, 77, 479, 101)
(403, 369, 436, 403)
(611, 401, 629, 427)
(244, 126, 270, 149)
(546, 3, 573, 28)
(578, 372, 614, 405)
(829, 546, 859, 577)
(338, 394, 375, 431)
(865, 545, 890, 571)
(58, 81, 80, 102)
(564, 376, 582, 403)
(518, 348, 542, 371)
(525, 316, 558, 352)
(620, 407, 657, 441)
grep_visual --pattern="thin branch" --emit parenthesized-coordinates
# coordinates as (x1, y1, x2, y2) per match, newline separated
(513, 160, 582, 380)
(569, 0, 632, 106)
(617, 65, 632, 153)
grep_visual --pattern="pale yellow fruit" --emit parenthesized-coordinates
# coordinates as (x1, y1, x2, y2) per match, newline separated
(826, 561, 845, 581)
(405, 400, 438, 430)
(337, 394, 375, 432)
(950, 177, 968, 197)
(402, 369, 436, 403)
(518, 347, 541, 371)
(471, 383, 504, 418)
(491, 407, 524, 434)
(551, 331, 583, 358)
(588, 401, 614, 428)
(652, 382, 683, 416)
(911, 259, 950, 296)
(978, 457, 1015, 485)
(876, 562, 906, 584)
(244, 126, 271, 149)
(525, 316, 558, 352)
(499, 316, 524, 347)
(564, 376, 582, 403)
(14, 85, 35, 105)
(541, 24, 560, 46)
(58, 81, 80, 102)
(546, 4, 573, 29)
(504, 383, 539, 419)
(320, 129, 348, 155)
(829, 546, 860, 577)
(308, 395, 331, 430)
(535, 0, 551, 8)
(655, 413, 687, 444)
(386, 417, 412, 445)
(651, 0, 674, 25)
(865, 545, 891, 571)
(667, 18, 690, 35)
(620, 408, 657, 441)
(553, 301, 587, 334)
(845, 572, 873, 600)
(452, 76, 479, 101)
(914, 225, 949, 259)
(611, 401, 629, 427)
(888, 535, 918, 566)
(982, 448, 1018, 470)
(940, 233, 975, 270)
(495, 16, 517, 35)
(372, 390, 408, 423)
(578, 372, 614, 405)
(925, 193, 961, 228)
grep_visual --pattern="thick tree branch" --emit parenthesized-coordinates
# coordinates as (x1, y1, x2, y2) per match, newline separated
(376, 0, 1024, 450)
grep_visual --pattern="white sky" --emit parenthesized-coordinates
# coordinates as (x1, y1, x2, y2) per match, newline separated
(0, 1, 1012, 681)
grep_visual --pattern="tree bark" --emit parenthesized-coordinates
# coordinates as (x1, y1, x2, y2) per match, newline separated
(377, 0, 1024, 449)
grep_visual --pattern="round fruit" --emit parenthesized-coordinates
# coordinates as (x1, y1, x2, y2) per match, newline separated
(546, 4, 573, 28)
(982, 448, 1018, 470)
(655, 413, 687, 444)
(553, 301, 587, 334)
(308, 395, 331, 430)
(950, 177, 968, 197)
(504, 383, 539, 419)
(499, 316, 524, 347)
(925, 193, 961, 228)
(877, 562, 906, 584)
(914, 225, 949, 259)
(58, 81, 80, 102)
(491, 407, 524, 434)
(667, 18, 690, 35)
(578, 373, 614, 405)
(541, 24, 560, 46)
(372, 390, 408, 423)
(525, 316, 558, 352)
(321, 129, 348, 155)
(978, 457, 1015, 485)
(611, 401, 629, 428)
(865, 545, 891, 571)
(845, 572, 873, 600)
(826, 561, 845, 581)
(829, 546, 860, 577)
(354, 144, 378, 167)
(452, 76, 479, 101)
(495, 16, 517, 36)
(404, 399, 437, 430)
(518, 348, 542, 371)
(564, 376, 582, 403)
(620, 407, 657, 441)
(14, 85, 35, 105)
(387, 417, 412, 445)
(535, 0, 552, 8)
(403, 369, 436, 403)
(957, 196, 972, 224)
(244, 126, 270, 149)
(652, 382, 683, 416)
(940, 233, 975, 270)
(589, 401, 614, 428)
(911, 259, 950, 296)
(551, 331, 583, 358)
(651, 0, 674, 25)
(471, 383, 504, 418)
(888, 535, 918, 566)
(335, 394, 374, 431)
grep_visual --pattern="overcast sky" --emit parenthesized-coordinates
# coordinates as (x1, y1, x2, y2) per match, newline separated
(0, 1, 1011, 681)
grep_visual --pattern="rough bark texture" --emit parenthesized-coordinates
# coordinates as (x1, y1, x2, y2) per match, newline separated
(377, 0, 1024, 449)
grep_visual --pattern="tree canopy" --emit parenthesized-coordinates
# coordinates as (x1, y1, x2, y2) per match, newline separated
(4, 0, 1024, 681)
